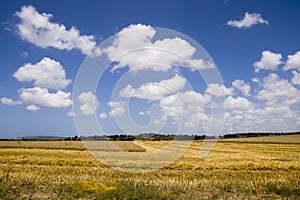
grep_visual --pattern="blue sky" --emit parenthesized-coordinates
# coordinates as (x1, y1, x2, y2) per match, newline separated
(0, 0, 300, 138)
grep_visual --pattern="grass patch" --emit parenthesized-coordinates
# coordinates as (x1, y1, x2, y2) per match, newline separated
(264, 181, 300, 196)
(0, 166, 39, 199)
(58, 180, 174, 199)
(58, 180, 117, 199)
(0, 169, 10, 199)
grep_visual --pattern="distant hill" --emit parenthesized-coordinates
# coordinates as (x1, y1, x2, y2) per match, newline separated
(0, 132, 299, 141)
(15, 136, 67, 141)
(220, 132, 300, 139)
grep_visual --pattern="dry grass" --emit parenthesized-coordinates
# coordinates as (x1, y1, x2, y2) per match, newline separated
(0, 137, 299, 199)
(0, 141, 86, 150)
(112, 141, 146, 152)
(0, 140, 146, 152)
(221, 134, 300, 143)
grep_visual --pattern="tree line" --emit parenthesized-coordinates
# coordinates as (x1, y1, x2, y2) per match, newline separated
(1, 132, 299, 141)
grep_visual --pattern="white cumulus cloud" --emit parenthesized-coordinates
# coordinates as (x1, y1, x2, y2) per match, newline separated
(19, 87, 72, 108)
(291, 71, 300, 85)
(26, 105, 40, 111)
(226, 96, 254, 111)
(252, 78, 260, 83)
(224, 101, 300, 133)
(13, 57, 71, 90)
(232, 79, 251, 96)
(108, 101, 126, 117)
(119, 74, 186, 101)
(206, 83, 233, 97)
(138, 111, 146, 116)
(67, 111, 76, 117)
(223, 74, 300, 133)
(283, 51, 300, 71)
(99, 112, 107, 119)
(227, 12, 269, 28)
(15, 5, 101, 56)
(253, 50, 283, 72)
(77, 91, 99, 115)
(160, 90, 210, 128)
(0, 97, 22, 105)
(104, 24, 214, 72)
(119, 84, 136, 98)
(256, 73, 300, 106)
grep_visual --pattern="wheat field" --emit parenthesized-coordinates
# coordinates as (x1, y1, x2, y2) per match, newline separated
(0, 135, 299, 199)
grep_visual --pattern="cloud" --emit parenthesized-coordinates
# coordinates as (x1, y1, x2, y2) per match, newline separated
(159, 90, 210, 128)
(253, 50, 283, 72)
(189, 59, 215, 70)
(223, 72, 300, 133)
(227, 12, 269, 28)
(138, 111, 146, 116)
(13, 57, 71, 90)
(104, 24, 154, 63)
(2, 57, 73, 111)
(19, 87, 72, 108)
(256, 73, 300, 106)
(283, 51, 300, 71)
(26, 105, 40, 111)
(77, 91, 99, 115)
(67, 111, 76, 117)
(205, 83, 233, 97)
(159, 94, 181, 118)
(222, 53, 300, 133)
(114, 53, 300, 133)
(134, 74, 186, 100)
(226, 96, 254, 111)
(252, 78, 260, 83)
(2, 57, 72, 110)
(104, 24, 214, 72)
(291, 71, 300, 85)
(224, 99, 300, 133)
(119, 84, 136, 98)
(15, 5, 101, 56)
(0, 97, 22, 105)
(108, 101, 126, 117)
(232, 79, 250, 96)
(119, 74, 186, 101)
(99, 112, 107, 119)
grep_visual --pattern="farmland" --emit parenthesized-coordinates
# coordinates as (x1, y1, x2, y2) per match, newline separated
(0, 135, 299, 199)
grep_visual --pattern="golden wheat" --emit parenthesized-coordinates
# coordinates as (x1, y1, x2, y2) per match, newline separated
(0, 137, 299, 199)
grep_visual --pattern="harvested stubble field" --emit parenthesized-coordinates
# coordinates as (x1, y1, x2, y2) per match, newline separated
(0, 135, 299, 199)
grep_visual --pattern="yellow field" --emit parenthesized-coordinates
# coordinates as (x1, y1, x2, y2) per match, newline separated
(221, 134, 300, 143)
(0, 136, 299, 199)
(0, 140, 145, 152)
